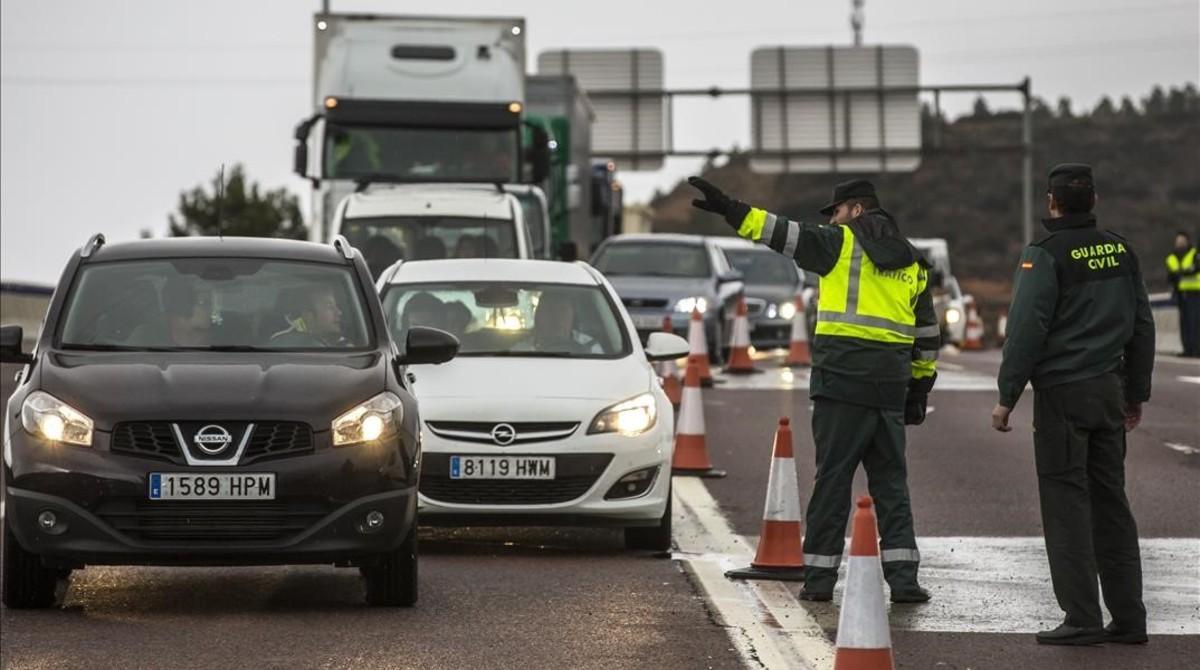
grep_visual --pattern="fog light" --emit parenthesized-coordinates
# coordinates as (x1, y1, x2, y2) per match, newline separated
(38, 510, 58, 530)
(358, 510, 385, 534)
(604, 466, 660, 500)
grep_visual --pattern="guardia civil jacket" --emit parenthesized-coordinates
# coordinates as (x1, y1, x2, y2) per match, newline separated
(997, 212, 1155, 408)
(733, 207, 940, 410)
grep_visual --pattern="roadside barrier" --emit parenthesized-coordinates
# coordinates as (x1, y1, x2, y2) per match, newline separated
(671, 358, 725, 478)
(833, 496, 895, 670)
(686, 307, 714, 387)
(724, 297, 758, 374)
(785, 293, 812, 367)
(961, 296, 985, 351)
(659, 316, 682, 405)
(725, 418, 805, 581)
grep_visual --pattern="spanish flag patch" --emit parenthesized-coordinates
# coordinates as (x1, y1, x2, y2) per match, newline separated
(1021, 262, 1034, 269)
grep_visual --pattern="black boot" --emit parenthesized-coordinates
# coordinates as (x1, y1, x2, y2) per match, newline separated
(890, 585, 931, 603)
(1035, 622, 1104, 646)
(1102, 622, 1148, 645)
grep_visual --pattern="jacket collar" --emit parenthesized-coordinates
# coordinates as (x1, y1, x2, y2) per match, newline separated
(1041, 212, 1096, 233)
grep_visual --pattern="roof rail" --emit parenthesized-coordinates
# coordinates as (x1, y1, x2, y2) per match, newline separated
(331, 235, 355, 260)
(80, 233, 106, 258)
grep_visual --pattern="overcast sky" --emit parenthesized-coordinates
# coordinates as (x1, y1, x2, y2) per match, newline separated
(2, 0, 1197, 284)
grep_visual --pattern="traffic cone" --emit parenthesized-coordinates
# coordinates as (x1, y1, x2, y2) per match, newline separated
(784, 293, 812, 367)
(833, 496, 895, 670)
(724, 297, 758, 374)
(686, 308, 714, 387)
(961, 296, 985, 351)
(726, 418, 805, 581)
(672, 358, 725, 478)
(659, 316, 682, 406)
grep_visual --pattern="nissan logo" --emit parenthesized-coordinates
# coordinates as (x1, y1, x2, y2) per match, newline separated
(193, 424, 233, 455)
(490, 423, 517, 446)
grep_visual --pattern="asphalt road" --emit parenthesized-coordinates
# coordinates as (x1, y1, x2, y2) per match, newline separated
(2, 352, 1198, 669)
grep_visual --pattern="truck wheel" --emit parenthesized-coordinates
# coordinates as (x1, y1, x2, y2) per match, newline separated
(2, 517, 66, 609)
(624, 492, 672, 552)
(361, 524, 418, 607)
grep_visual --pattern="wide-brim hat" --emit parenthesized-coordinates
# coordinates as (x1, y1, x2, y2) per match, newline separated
(819, 178, 877, 216)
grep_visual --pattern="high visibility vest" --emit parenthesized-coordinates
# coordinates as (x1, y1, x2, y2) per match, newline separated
(815, 226, 934, 345)
(1167, 248, 1200, 292)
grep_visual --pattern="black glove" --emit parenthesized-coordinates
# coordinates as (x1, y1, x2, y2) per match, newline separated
(688, 177, 750, 230)
(904, 392, 928, 425)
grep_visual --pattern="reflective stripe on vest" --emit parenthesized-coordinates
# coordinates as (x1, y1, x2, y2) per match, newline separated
(1169, 249, 1200, 292)
(815, 226, 928, 344)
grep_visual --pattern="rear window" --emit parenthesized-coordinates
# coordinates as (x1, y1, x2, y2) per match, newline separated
(58, 259, 372, 351)
(592, 243, 711, 278)
(342, 216, 518, 278)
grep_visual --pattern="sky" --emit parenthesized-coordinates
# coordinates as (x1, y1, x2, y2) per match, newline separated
(2, 0, 1197, 284)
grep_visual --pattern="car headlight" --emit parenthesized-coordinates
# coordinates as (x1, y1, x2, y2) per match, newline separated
(945, 307, 962, 325)
(779, 301, 797, 320)
(674, 296, 708, 314)
(21, 391, 93, 446)
(587, 392, 657, 436)
(332, 392, 403, 447)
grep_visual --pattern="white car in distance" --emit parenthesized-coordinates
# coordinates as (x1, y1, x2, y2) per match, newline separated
(377, 259, 689, 550)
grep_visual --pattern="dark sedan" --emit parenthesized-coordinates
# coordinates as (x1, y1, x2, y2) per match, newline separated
(711, 237, 808, 350)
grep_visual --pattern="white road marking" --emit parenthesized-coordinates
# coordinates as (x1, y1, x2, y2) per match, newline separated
(1164, 442, 1200, 455)
(673, 477, 835, 670)
(1177, 376, 1200, 385)
(711, 367, 996, 392)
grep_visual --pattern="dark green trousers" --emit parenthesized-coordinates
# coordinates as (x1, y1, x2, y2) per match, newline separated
(1033, 373, 1146, 630)
(802, 397, 920, 591)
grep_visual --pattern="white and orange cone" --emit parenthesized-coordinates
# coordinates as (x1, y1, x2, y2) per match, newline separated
(961, 296, 985, 351)
(659, 316, 682, 406)
(671, 358, 725, 478)
(726, 417, 805, 581)
(724, 297, 758, 374)
(833, 496, 895, 670)
(686, 307, 714, 387)
(784, 293, 812, 367)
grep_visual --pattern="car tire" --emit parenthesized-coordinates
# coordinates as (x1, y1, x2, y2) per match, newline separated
(2, 516, 66, 609)
(361, 524, 418, 607)
(624, 490, 672, 552)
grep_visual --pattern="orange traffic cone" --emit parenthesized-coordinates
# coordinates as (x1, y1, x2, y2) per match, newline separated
(725, 297, 758, 374)
(784, 293, 812, 367)
(672, 358, 725, 478)
(961, 296, 984, 350)
(833, 496, 895, 670)
(686, 308, 714, 387)
(659, 316, 682, 405)
(726, 417, 805, 581)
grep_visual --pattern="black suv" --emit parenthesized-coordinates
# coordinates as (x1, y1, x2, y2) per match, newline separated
(0, 235, 456, 608)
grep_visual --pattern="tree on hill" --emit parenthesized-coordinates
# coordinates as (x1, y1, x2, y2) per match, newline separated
(168, 164, 306, 239)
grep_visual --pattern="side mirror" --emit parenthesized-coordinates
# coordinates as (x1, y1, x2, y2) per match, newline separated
(0, 325, 34, 364)
(644, 332, 689, 362)
(398, 326, 459, 365)
(293, 115, 319, 179)
(527, 125, 551, 184)
(557, 241, 579, 262)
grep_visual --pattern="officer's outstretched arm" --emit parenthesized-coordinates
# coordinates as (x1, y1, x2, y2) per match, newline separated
(688, 176, 841, 275)
(997, 246, 1058, 409)
(1124, 259, 1155, 404)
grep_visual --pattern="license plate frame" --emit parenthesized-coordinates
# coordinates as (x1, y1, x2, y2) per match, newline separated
(449, 456, 556, 480)
(149, 473, 276, 500)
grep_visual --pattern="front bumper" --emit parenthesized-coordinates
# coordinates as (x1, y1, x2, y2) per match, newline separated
(748, 318, 792, 349)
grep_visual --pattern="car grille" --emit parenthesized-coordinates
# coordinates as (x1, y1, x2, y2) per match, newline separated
(110, 422, 314, 464)
(420, 453, 613, 505)
(95, 499, 328, 542)
(621, 297, 669, 309)
(745, 298, 766, 316)
(425, 421, 579, 446)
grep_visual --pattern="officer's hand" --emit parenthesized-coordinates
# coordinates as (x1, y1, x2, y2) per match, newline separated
(687, 177, 732, 216)
(991, 404, 1013, 432)
(1122, 402, 1142, 432)
(904, 392, 928, 425)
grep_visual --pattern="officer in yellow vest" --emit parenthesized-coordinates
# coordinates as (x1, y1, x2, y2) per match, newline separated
(689, 176, 939, 602)
(1166, 231, 1200, 357)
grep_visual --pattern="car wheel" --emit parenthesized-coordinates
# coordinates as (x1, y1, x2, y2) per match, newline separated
(2, 516, 67, 609)
(361, 524, 418, 607)
(707, 314, 725, 365)
(624, 490, 672, 552)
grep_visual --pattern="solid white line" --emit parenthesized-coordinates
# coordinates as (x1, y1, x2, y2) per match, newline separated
(1164, 442, 1200, 455)
(673, 477, 835, 670)
(1177, 376, 1200, 385)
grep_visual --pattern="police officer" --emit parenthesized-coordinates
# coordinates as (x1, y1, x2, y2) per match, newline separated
(1166, 231, 1200, 357)
(992, 164, 1155, 646)
(689, 176, 940, 603)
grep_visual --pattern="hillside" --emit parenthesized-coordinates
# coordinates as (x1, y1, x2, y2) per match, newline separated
(648, 84, 1200, 314)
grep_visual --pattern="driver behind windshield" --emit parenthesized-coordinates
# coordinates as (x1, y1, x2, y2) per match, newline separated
(519, 290, 602, 355)
(129, 277, 211, 347)
(271, 286, 347, 347)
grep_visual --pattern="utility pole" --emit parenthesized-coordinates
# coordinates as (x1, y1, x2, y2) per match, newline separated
(851, 0, 865, 46)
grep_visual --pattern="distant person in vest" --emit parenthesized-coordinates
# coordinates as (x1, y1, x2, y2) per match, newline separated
(688, 176, 940, 604)
(1166, 231, 1199, 357)
(994, 163, 1155, 646)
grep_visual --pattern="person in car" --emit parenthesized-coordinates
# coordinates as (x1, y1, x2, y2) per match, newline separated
(520, 291, 602, 354)
(271, 286, 347, 347)
(400, 292, 446, 332)
(129, 277, 211, 347)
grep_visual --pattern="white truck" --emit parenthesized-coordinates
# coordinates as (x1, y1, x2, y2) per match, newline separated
(910, 237, 966, 345)
(293, 13, 550, 243)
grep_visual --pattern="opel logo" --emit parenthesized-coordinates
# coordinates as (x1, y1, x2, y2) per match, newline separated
(490, 423, 517, 446)
(193, 424, 233, 455)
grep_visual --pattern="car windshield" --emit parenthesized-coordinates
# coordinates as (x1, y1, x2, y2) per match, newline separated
(58, 259, 372, 351)
(381, 282, 629, 359)
(342, 216, 519, 278)
(723, 249, 798, 285)
(323, 124, 519, 183)
(592, 243, 711, 278)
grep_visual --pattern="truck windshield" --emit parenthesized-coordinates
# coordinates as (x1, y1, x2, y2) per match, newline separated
(592, 243, 712, 279)
(342, 216, 519, 277)
(58, 259, 373, 351)
(324, 124, 519, 183)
